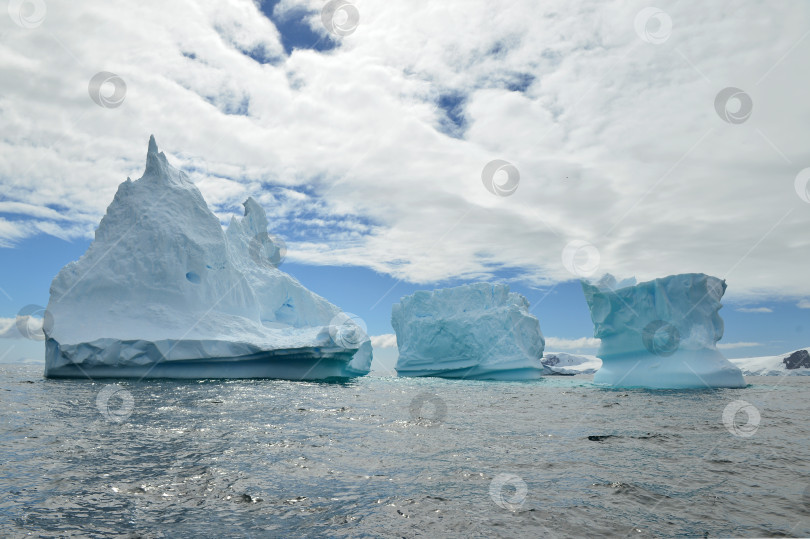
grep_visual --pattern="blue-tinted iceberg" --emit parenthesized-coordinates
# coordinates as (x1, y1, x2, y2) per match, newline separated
(391, 283, 546, 380)
(44, 136, 371, 379)
(581, 273, 745, 389)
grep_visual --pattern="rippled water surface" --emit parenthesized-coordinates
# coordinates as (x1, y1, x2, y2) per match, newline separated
(2, 364, 809, 538)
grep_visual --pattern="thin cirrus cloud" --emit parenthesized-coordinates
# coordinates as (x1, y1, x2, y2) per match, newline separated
(717, 341, 762, 350)
(798, 300, 810, 309)
(736, 307, 773, 313)
(0, 317, 20, 339)
(0, 1, 809, 299)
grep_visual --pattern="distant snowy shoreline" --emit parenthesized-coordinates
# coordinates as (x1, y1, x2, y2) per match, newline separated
(541, 348, 810, 377)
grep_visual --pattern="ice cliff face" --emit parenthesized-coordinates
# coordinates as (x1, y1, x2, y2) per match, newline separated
(391, 283, 546, 380)
(44, 136, 371, 379)
(581, 273, 745, 388)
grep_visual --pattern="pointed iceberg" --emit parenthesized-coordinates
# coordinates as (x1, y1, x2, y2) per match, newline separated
(391, 283, 547, 380)
(581, 273, 745, 389)
(44, 136, 371, 379)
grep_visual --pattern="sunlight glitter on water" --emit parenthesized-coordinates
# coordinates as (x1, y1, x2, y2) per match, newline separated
(1, 364, 808, 537)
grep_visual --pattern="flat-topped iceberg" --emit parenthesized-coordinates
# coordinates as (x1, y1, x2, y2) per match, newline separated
(44, 136, 371, 379)
(581, 273, 745, 389)
(391, 283, 546, 380)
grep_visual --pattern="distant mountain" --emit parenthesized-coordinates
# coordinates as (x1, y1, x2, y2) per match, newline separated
(542, 348, 810, 377)
(730, 348, 810, 376)
(542, 352, 601, 375)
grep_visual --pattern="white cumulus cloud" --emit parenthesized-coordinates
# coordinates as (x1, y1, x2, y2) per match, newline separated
(370, 333, 397, 349)
(0, 317, 19, 339)
(1, 0, 809, 300)
(544, 337, 601, 350)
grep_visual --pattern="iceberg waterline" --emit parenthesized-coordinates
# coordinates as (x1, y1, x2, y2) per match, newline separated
(45, 136, 371, 379)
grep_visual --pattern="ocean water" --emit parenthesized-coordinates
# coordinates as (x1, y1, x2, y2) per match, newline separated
(1, 363, 809, 538)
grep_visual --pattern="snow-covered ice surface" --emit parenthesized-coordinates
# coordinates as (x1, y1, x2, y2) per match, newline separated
(540, 348, 810, 377)
(44, 136, 371, 380)
(542, 352, 601, 375)
(581, 273, 745, 389)
(391, 283, 547, 380)
(731, 348, 810, 376)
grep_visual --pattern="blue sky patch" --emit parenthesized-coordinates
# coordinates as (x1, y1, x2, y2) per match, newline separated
(436, 92, 467, 138)
(259, 0, 338, 55)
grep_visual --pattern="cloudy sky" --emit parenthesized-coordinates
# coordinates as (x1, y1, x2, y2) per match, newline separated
(1, 0, 809, 363)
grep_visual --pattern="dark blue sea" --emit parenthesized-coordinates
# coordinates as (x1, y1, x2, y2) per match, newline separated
(1, 363, 809, 537)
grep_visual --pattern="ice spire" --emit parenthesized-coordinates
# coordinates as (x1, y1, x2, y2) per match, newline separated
(144, 134, 170, 178)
